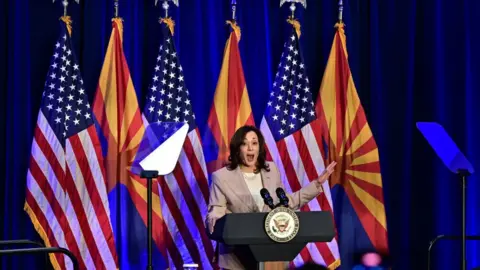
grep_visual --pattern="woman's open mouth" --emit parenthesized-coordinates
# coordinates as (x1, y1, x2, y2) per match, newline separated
(246, 154, 255, 162)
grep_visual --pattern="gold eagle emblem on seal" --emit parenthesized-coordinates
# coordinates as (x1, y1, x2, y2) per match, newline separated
(264, 206, 300, 243)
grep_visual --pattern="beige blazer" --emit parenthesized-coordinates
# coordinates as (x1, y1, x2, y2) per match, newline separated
(207, 161, 323, 270)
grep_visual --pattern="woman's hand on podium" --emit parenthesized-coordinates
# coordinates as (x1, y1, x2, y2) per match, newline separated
(206, 207, 226, 234)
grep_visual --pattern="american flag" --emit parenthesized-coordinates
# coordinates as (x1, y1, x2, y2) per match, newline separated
(24, 19, 118, 270)
(142, 21, 215, 269)
(259, 25, 341, 268)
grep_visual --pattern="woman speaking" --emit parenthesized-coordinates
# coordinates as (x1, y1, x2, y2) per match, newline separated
(206, 125, 336, 270)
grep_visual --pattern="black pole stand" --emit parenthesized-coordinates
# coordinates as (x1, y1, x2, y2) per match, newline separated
(141, 170, 159, 270)
(427, 169, 473, 270)
(427, 235, 480, 270)
(458, 169, 469, 270)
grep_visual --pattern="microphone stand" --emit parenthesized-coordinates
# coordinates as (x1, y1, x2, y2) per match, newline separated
(274, 202, 288, 209)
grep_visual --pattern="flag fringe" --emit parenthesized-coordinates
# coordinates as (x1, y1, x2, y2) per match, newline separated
(328, 258, 341, 269)
(226, 20, 241, 41)
(287, 17, 301, 38)
(24, 202, 61, 270)
(160, 17, 175, 35)
(60, 16, 72, 36)
(334, 21, 345, 32)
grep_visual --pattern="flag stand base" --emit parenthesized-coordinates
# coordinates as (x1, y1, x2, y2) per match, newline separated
(141, 170, 159, 270)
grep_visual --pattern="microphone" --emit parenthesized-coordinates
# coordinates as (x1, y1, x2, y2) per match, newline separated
(276, 187, 289, 207)
(260, 188, 275, 209)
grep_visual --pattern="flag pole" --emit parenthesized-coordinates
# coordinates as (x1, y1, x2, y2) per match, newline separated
(227, 0, 240, 41)
(280, 0, 306, 19)
(114, 0, 119, 18)
(155, 0, 179, 18)
(290, 3, 296, 18)
(281, 0, 305, 38)
(53, 0, 80, 36)
(62, 0, 68, 16)
(163, 1, 169, 18)
(231, 0, 237, 21)
(52, 0, 80, 17)
(338, 0, 343, 23)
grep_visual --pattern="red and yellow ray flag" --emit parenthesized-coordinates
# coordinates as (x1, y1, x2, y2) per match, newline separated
(203, 21, 255, 173)
(314, 22, 389, 268)
(92, 18, 169, 269)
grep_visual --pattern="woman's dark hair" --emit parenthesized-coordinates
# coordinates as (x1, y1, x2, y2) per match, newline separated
(226, 125, 270, 173)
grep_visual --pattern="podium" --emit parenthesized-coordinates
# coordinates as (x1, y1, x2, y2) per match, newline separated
(208, 211, 335, 263)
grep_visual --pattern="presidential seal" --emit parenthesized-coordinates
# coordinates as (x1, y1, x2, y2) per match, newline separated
(264, 206, 300, 243)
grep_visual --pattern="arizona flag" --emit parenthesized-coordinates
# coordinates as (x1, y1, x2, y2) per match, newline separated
(92, 18, 168, 269)
(315, 22, 389, 268)
(204, 21, 255, 173)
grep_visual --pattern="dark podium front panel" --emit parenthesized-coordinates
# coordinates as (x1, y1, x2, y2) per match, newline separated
(208, 211, 335, 262)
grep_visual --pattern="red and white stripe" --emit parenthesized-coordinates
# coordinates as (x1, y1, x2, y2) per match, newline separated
(141, 120, 215, 270)
(260, 117, 340, 268)
(25, 112, 118, 270)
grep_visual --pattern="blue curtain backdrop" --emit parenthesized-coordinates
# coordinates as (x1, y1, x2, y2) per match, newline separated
(1, 0, 480, 269)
